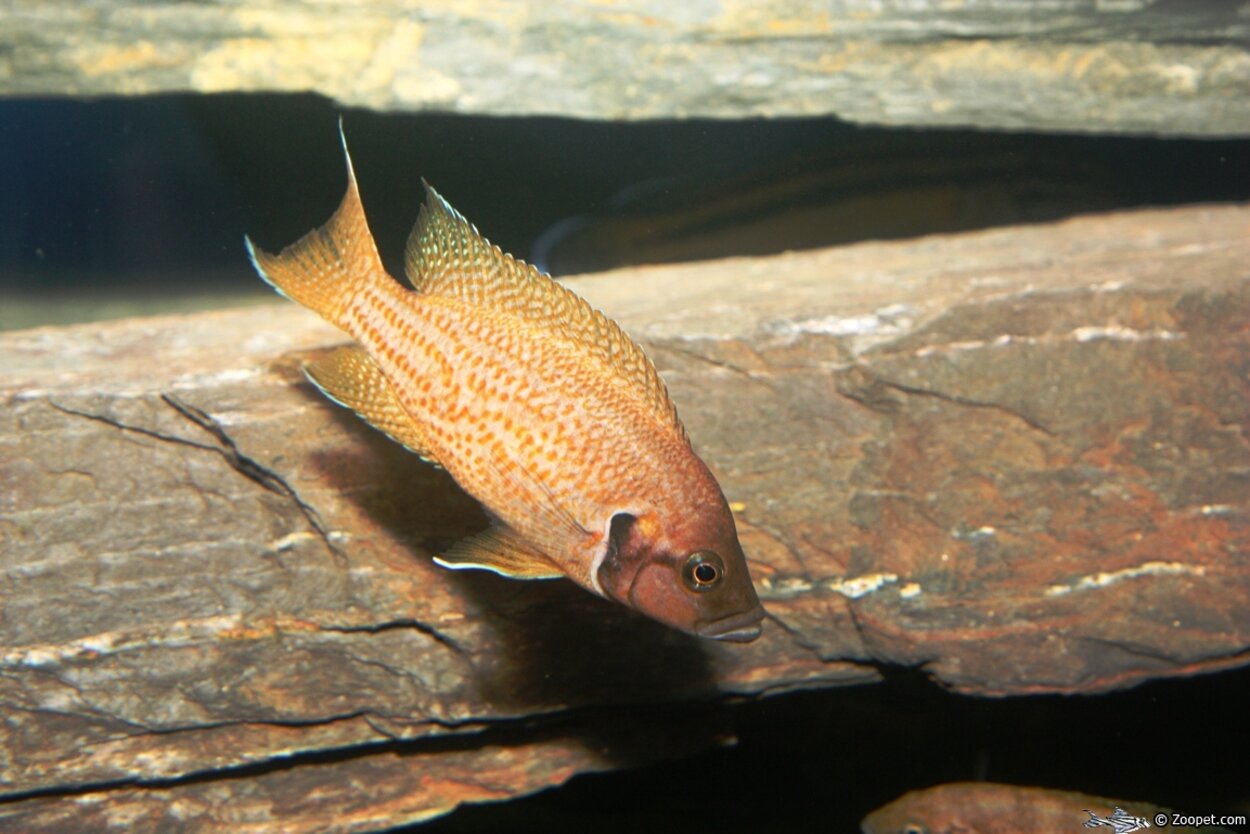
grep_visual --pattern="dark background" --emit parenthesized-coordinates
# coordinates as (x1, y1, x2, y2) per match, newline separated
(421, 667, 1250, 833)
(2, 94, 1248, 327)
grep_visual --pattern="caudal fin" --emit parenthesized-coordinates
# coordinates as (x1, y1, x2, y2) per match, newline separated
(245, 122, 386, 329)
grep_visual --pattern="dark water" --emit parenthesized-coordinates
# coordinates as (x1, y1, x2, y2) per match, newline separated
(417, 667, 1250, 833)
(3, 94, 1248, 329)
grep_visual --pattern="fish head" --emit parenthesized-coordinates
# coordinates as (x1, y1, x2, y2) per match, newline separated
(596, 507, 764, 642)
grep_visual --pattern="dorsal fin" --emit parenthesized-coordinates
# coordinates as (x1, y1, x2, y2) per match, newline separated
(403, 184, 684, 438)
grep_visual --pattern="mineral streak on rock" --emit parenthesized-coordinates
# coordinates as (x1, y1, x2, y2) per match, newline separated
(1, 204, 1247, 828)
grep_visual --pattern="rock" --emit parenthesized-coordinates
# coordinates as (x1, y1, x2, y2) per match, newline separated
(1, 203, 1248, 828)
(1, 1, 1248, 136)
(0, 715, 727, 833)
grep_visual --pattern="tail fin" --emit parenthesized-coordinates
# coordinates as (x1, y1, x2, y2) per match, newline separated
(245, 121, 385, 329)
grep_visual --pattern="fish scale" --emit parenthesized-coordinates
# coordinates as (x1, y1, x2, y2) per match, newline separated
(244, 125, 765, 641)
(346, 276, 678, 524)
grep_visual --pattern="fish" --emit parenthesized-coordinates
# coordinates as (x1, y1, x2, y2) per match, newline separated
(244, 125, 765, 642)
(862, 782, 1238, 834)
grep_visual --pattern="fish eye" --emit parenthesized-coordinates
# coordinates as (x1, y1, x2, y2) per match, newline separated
(681, 551, 725, 592)
(903, 824, 929, 834)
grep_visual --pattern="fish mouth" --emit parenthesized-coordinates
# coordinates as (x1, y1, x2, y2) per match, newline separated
(698, 608, 765, 643)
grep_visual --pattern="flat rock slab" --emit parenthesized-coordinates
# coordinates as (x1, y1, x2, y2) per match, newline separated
(2, 204, 1248, 829)
(2, 1, 1249, 136)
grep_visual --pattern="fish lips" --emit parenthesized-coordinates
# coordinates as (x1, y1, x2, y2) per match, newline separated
(698, 608, 765, 643)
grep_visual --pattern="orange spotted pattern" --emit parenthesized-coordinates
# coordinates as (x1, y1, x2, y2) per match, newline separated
(342, 277, 720, 589)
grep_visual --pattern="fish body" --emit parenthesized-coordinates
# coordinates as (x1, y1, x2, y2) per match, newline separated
(245, 127, 764, 642)
(863, 783, 1236, 834)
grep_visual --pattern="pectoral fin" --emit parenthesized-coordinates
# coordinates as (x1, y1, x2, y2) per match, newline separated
(434, 525, 564, 580)
(305, 346, 439, 465)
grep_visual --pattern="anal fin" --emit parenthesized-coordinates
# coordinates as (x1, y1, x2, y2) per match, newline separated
(305, 346, 439, 464)
(434, 525, 563, 580)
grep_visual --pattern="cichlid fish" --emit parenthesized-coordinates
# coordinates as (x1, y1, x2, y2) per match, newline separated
(245, 126, 764, 642)
(862, 783, 1237, 834)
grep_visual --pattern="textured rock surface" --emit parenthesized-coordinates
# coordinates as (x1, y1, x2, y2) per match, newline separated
(0, 718, 728, 834)
(1, 204, 1248, 828)
(2, 1, 1248, 136)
